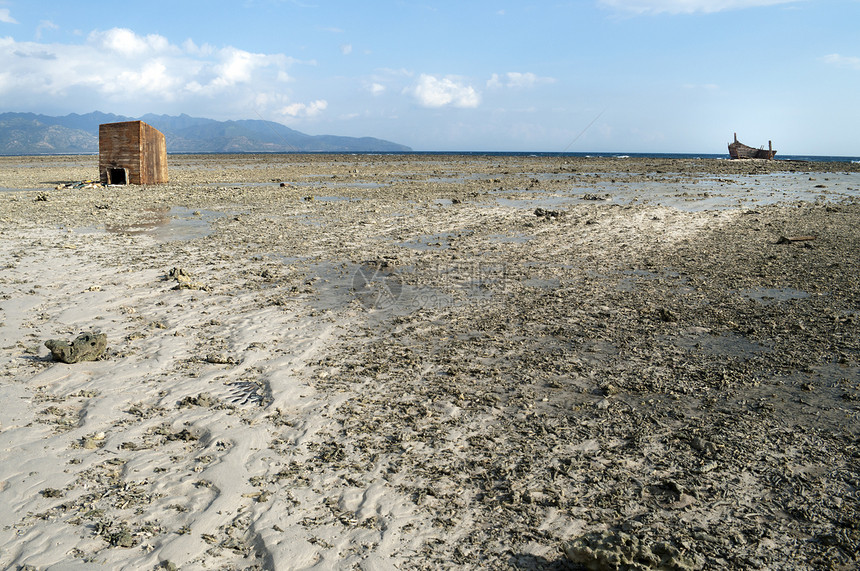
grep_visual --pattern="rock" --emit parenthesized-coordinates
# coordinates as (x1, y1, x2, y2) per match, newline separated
(582, 192, 611, 201)
(178, 393, 217, 408)
(108, 528, 135, 548)
(657, 307, 676, 322)
(534, 207, 565, 220)
(205, 353, 237, 365)
(45, 332, 107, 363)
(167, 267, 208, 291)
(564, 531, 702, 570)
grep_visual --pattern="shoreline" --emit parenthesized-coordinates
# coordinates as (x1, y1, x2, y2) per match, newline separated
(1, 155, 858, 569)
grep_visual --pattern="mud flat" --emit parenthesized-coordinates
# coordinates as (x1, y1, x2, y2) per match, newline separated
(1, 154, 859, 570)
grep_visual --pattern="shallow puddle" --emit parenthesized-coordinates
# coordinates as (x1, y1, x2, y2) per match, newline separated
(663, 330, 770, 359)
(314, 195, 360, 202)
(486, 233, 532, 245)
(398, 233, 455, 251)
(0, 186, 46, 193)
(105, 206, 224, 241)
(740, 287, 811, 305)
(735, 363, 860, 434)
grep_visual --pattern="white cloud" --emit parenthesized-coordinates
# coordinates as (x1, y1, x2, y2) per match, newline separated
(822, 53, 860, 71)
(487, 72, 555, 89)
(35, 20, 58, 40)
(340, 43, 352, 55)
(598, 0, 798, 14)
(0, 28, 303, 118)
(0, 8, 17, 24)
(279, 99, 328, 118)
(107, 61, 181, 96)
(211, 47, 271, 87)
(408, 74, 480, 108)
(182, 38, 214, 56)
(89, 28, 171, 56)
(369, 82, 385, 95)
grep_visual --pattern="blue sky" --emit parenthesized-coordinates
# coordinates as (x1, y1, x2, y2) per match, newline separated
(1, 1, 858, 154)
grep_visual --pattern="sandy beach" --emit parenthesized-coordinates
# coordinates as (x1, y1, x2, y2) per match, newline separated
(1, 153, 859, 570)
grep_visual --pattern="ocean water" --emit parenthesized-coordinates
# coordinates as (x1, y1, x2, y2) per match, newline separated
(6, 151, 858, 163)
(368, 151, 860, 163)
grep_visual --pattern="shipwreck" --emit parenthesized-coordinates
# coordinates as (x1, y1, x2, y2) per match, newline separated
(728, 133, 776, 160)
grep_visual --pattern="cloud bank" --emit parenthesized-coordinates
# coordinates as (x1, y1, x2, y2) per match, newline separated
(487, 72, 555, 89)
(0, 27, 320, 120)
(823, 53, 860, 71)
(599, 0, 798, 14)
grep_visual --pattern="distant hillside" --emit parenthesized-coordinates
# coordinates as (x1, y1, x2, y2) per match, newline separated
(0, 112, 412, 154)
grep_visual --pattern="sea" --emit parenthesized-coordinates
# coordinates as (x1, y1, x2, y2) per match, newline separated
(4, 151, 859, 163)
(359, 151, 860, 163)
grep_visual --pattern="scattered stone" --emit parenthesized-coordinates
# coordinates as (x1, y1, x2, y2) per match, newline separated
(166, 267, 209, 291)
(79, 432, 106, 450)
(166, 428, 197, 442)
(178, 393, 217, 408)
(582, 192, 611, 201)
(204, 353, 237, 365)
(534, 207, 565, 220)
(599, 383, 619, 396)
(776, 235, 816, 244)
(108, 528, 136, 548)
(657, 307, 677, 322)
(45, 332, 107, 363)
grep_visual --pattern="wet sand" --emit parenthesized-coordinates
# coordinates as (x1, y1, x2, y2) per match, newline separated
(1, 154, 859, 570)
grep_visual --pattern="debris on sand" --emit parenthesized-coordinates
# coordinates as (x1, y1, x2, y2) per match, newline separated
(55, 180, 104, 190)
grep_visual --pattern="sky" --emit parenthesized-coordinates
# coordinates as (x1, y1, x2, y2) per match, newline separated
(1, 0, 859, 154)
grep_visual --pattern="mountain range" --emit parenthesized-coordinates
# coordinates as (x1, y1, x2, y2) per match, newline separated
(0, 111, 412, 154)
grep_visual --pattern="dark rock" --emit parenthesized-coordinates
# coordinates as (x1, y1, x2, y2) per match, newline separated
(657, 307, 677, 322)
(534, 207, 565, 220)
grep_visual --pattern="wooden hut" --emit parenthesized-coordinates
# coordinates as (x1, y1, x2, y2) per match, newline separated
(99, 121, 168, 185)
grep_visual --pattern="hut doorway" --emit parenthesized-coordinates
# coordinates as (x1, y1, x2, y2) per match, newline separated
(106, 167, 128, 185)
